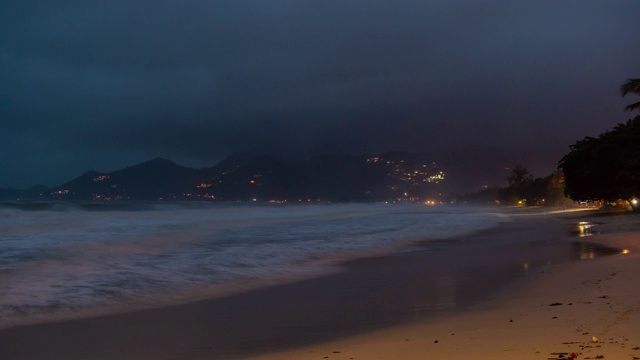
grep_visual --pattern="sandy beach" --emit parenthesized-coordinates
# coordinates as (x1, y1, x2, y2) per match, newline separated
(246, 210, 640, 360)
(1, 208, 639, 360)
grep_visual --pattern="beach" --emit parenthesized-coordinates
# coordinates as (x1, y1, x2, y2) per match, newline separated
(246, 210, 640, 360)
(1, 207, 639, 359)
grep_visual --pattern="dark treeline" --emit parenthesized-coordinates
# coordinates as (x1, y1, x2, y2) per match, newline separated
(559, 115, 640, 211)
(457, 78, 640, 210)
(558, 78, 640, 211)
(450, 168, 573, 207)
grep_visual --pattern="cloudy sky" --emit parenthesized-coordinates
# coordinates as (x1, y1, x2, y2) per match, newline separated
(2, 0, 639, 189)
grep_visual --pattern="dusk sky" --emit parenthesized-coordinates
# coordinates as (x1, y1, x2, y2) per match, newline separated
(2, 1, 639, 189)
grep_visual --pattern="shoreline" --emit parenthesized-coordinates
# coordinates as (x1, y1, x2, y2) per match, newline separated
(0, 208, 633, 360)
(0, 203, 504, 332)
(245, 210, 640, 360)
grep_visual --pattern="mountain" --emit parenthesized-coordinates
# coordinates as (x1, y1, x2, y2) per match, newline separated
(4, 152, 447, 202)
(203, 154, 303, 201)
(0, 184, 50, 201)
(299, 154, 383, 201)
(47, 158, 206, 201)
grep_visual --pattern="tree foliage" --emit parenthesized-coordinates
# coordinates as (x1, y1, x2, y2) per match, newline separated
(452, 169, 571, 207)
(621, 78, 640, 112)
(507, 164, 533, 189)
(558, 116, 640, 203)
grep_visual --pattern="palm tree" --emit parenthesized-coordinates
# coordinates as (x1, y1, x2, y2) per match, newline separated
(621, 78, 640, 111)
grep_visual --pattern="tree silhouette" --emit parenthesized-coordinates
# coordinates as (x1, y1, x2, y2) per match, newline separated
(621, 78, 640, 111)
(559, 116, 640, 209)
(507, 164, 532, 189)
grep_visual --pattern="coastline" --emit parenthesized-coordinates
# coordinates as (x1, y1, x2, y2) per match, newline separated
(245, 209, 640, 360)
(1, 208, 635, 360)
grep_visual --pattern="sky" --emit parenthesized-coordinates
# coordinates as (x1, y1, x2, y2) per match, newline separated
(2, 0, 639, 189)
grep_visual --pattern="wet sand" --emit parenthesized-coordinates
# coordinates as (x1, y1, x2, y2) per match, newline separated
(247, 210, 640, 360)
(0, 208, 626, 360)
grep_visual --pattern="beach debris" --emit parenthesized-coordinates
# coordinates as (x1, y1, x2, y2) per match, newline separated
(434, 340, 439, 343)
(552, 316, 558, 319)
(549, 351, 579, 359)
(550, 302, 564, 306)
(509, 319, 514, 322)
(549, 352, 577, 359)
(591, 336, 599, 343)
(598, 295, 610, 299)
(633, 346, 640, 350)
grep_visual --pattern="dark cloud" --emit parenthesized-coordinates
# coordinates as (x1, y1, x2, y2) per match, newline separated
(2, 0, 639, 188)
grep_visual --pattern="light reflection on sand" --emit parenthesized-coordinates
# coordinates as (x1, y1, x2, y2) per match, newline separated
(577, 221, 598, 237)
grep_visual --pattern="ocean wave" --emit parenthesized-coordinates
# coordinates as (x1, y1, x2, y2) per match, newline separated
(0, 203, 505, 329)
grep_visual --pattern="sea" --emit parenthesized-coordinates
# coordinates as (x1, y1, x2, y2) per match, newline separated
(0, 202, 507, 329)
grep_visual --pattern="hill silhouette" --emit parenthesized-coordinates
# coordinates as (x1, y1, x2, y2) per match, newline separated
(0, 152, 446, 202)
